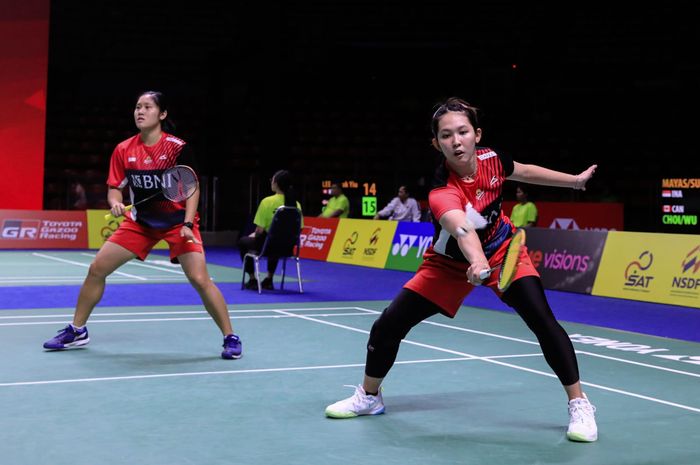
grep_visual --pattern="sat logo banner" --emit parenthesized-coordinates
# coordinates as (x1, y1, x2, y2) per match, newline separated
(592, 231, 700, 308)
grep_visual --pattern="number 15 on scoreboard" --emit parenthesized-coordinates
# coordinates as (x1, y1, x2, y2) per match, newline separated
(362, 196, 377, 216)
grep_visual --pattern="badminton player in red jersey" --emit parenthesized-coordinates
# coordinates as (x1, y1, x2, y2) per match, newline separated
(326, 97, 599, 442)
(43, 91, 242, 359)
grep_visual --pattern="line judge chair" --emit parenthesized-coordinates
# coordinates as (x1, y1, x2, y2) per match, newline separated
(240, 205, 304, 294)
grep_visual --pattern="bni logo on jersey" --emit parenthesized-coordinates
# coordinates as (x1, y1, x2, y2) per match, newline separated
(1, 219, 40, 239)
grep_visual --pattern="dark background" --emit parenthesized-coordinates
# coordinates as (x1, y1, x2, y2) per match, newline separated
(43, 1, 699, 232)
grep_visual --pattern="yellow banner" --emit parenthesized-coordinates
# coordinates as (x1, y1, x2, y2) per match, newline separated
(592, 231, 700, 308)
(326, 218, 398, 268)
(86, 210, 167, 250)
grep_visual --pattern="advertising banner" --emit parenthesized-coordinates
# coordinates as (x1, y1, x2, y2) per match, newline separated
(299, 216, 339, 260)
(502, 201, 623, 231)
(525, 228, 607, 294)
(384, 221, 435, 272)
(326, 218, 398, 268)
(87, 210, 167, 249)
(592, 231, 700, 308)
(0, 210, 88, 248)
(0, 0, 50, 209)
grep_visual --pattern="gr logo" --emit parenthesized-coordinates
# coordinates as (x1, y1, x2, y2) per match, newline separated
(1, 219, 40, 239)
(391, 234, 432, 258)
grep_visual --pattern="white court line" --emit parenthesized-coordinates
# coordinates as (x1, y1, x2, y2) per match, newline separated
(357, 307, 700, 380)
(32, 253, 146, 281)
(0, 312, 373, 327)
(276, 308, 700, 414)
(81, 253, 185, 275)
(4, 304, 700, 413)
(0, 306, 367, 319)
(0, 276, 187, 284)
(1, 354, 549, 388)
(0, 357, 474, 387)
(6, 305, 700, 380)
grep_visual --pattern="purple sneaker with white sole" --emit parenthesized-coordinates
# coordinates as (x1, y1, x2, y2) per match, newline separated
(43, 325, 90, 350)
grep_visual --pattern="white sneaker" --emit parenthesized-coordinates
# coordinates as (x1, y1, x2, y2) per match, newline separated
(567, 393, 598, 442)
(325, 385, 385, 419)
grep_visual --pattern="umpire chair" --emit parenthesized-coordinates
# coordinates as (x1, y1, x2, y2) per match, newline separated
(240, 205, 304, 294)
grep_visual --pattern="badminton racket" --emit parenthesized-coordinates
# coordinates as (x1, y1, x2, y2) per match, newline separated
(478, 228, 526, 291)
(104, 165, 198, 221)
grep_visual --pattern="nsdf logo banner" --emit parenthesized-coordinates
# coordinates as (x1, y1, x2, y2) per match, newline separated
(592, 231, 700, 308)
(385, 222, 434, 272)
(0, 210, 88, 249)
(326, 218, 397, 268)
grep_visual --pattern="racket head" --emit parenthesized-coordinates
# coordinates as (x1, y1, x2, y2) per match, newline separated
(497, 228, 526, 292)
(161, 165, 198, 202)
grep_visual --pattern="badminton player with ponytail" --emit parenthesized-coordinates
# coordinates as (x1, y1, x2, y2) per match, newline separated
(325, 97, 599, 442)
(43, 91, 242, 359)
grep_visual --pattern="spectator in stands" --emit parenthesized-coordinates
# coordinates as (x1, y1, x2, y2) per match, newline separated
(239, 169, 303, 290)
(373, 185, 421, 222)
(319, 182, 349, 218)
(510, 184, 538, 227)
(69, 179, 88, 210)
(324, 96, 599, 443)
(42, 90, 242, 360)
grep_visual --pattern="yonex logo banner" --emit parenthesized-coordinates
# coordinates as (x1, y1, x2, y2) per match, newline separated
(592, 231, 700, 308)
(385, 222, 435, 272)
(0, 210, 88, 249)
(525, 228, 607, 294)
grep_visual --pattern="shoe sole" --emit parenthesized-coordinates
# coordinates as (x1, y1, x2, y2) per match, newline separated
(43, 337, 90, 350)
(221, 353, 243, 360)
(567, 431, 597, 442)
(325, 407, 385, 419)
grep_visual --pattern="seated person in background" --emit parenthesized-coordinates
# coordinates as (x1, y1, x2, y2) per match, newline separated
(238, 170, 303, 290)
(510, 184, 538, 227)
(373, 185, 421, 222)
(319, 182, 349, 218)
(70, 180, 88, 210)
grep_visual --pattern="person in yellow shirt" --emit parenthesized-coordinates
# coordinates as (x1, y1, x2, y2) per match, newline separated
(510, 184, 538, 227)
(319, 183, 350, 218)
(238, 170, 303, 290)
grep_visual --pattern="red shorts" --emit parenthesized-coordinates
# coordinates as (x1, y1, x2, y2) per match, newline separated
(108, 217, 203, 263)
(404, 239, 539, 317)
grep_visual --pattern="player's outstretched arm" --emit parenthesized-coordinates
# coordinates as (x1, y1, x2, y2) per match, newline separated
(509, 162, 597, 191)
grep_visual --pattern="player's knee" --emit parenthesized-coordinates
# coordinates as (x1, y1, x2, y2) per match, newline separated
(368, 312, 404, 350)
(186, 272, 210, 290)
(87, 260, 111, 279)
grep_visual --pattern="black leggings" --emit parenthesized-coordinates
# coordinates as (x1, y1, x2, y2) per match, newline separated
(237, 232, 279, 275)
(365, 276, 580, 386)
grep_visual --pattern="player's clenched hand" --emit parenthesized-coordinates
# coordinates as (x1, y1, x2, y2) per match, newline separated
(180, 225, 200, 244)
(467, 261, 490, 286)
(110, 202, 127, 218)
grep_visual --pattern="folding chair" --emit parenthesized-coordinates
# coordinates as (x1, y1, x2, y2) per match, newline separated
(240, 206, 304, 294)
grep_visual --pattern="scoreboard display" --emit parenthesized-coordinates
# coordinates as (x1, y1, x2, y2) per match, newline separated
(321, 180, 378, 217)
(660, 178, 700, 233)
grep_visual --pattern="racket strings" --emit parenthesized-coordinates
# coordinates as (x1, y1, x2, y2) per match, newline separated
(162, 167, 197, 202)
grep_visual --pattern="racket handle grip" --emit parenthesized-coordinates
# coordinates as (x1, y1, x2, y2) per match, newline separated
(104, 205, 133, 221)
(478, 269, 492, 280)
